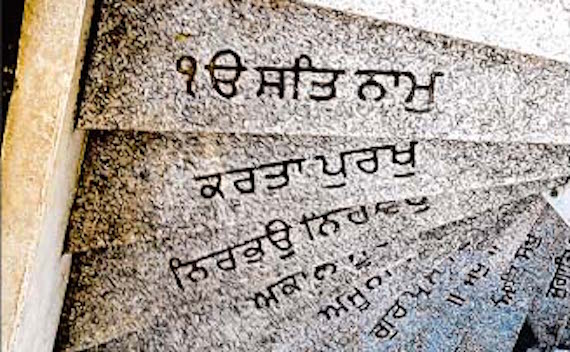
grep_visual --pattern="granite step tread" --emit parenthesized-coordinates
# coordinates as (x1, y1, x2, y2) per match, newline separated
(67, 131, 570, 253)
(55, 195, 545, 351)
(303, 0, 570, 63)
(522, 232, 570, 350)
(401, 204, 570, 351)
(77, 0, 570, 144)
(357, 195, 549, 351)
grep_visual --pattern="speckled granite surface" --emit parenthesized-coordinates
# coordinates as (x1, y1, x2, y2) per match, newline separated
(523, 221, 570, 350)
(56, 195, 545, 351)
(304, 0, 570, 63)
(67, 131, 570, 253)
(56, 1, 570, 348)
(77, 0, 570, 144)
(371, 200, 549, 351)
(408, 204, 570, 351)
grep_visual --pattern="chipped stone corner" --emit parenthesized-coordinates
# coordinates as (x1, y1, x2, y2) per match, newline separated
(543, 178, 570, 227)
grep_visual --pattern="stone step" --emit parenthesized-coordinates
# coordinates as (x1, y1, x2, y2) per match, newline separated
(403, 204, 570, 351)
(523, 225, 570, 350)
(66, 131, 570, 253)
(55, 195, 544, 351)
(303, 0, 570, 63)
(77, 0, 570, 144)
(371, 198, 549, 351)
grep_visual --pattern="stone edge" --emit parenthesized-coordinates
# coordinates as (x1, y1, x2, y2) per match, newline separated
(1, 0, 93, 350)
(304, 0, 570, 64)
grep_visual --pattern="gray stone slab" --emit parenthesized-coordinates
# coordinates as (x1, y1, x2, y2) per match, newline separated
(524, 231, 570, 350)
(351, 196, 547, 351)
(56, 195, 544, 351)
(403, 205, 570, 351)
(559, 323, 570, 349)
(68, 131, 570, 252)
(305, 0, 570, 63)
(77, 0, 570, 144)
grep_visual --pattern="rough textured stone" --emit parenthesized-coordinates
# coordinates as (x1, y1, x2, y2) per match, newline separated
(68, 131, 570, 253)
(524, 224, 570, 350)
(77, 0, 570, 144)
(56, 195, 544, 351)
(558, 323, 570, 349)
(411, 205, 570, 351)
(305, 0, 570, 63)
(350, 197, 548, 351)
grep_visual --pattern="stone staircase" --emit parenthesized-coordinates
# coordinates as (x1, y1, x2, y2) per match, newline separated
(9, 0, 569, 350)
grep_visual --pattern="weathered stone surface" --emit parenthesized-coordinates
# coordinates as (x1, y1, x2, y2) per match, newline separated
(305, 0, 570, 63)
(558, 323, 570, 349)
(530, 181, 570, 349)
(68, 131, 570, 252)
(349, 196, 548, 351)
(77, 0, 570, 144)
(56, 195, 544, 351)
(408, 205, 570, 351)
(524, 226, 570, 350)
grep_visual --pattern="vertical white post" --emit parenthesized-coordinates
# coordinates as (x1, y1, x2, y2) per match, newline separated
(1, 0, 93, 350)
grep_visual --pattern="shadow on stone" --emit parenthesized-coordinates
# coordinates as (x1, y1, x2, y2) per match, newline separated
(513, 318, 539, 352)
